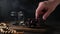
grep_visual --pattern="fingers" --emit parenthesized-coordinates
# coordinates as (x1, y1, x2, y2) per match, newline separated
(35, 1, 59, 20)
(35, 2, 45, 19)
(43, 2, 59, 20)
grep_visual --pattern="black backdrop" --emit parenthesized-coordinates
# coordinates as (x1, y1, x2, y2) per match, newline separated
(0, 0, 40, 21)
(0, 0, 60, 24)
(0, 0, 60, 34)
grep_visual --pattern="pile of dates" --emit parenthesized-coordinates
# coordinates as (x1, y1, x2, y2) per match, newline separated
(24, 18, 47, 28)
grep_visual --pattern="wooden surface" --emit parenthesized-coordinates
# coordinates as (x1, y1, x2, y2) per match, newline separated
(13, 32, 24, 34)
(9, 25, 47, 32)
(2, 22, 47, 32)
(0, 22, 49, 34)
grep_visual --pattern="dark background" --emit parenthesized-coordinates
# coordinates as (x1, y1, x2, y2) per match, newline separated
(0, 0, 60, 27)
(0, 0, 37, 21)
(0, 0, 60, 34)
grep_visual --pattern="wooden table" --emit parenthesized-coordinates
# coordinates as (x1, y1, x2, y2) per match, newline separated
(1, 22, 48, 34)
(8, 25, 47, 34)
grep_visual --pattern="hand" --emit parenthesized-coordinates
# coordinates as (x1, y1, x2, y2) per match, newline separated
(35, 0, 60, 20)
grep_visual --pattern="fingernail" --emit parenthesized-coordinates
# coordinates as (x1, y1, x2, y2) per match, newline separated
(43, 16, 46, 20)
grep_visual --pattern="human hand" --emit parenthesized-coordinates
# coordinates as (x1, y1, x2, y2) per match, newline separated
(35, 0, 60, 20)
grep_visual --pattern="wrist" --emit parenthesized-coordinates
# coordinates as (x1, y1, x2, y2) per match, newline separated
(48, 0, 60, 5)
